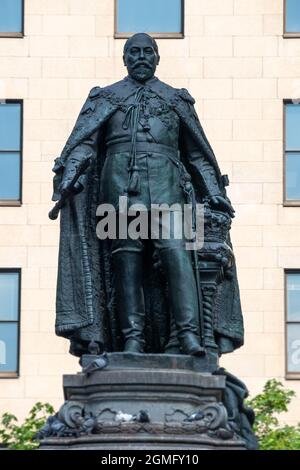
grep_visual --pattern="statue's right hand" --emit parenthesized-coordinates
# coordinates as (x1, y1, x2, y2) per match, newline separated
(58, 154, 91, 197)
(59, 177, 83, 196)
(58, 159, 82, 196)
(59, 178, 72, 195)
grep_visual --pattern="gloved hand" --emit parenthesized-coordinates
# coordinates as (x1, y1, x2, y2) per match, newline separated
(58, 156, 90, 196)
(210, 195, 235, 218)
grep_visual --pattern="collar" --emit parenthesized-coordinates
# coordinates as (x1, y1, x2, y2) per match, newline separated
(108, 76, 177, 108)
(124, 75, 159, 89)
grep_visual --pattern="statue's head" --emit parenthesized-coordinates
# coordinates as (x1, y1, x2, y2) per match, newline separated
(123, 33, 160, 83)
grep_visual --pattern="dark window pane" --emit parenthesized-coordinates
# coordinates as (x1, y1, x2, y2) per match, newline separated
(0, 152, 20, 200)
(0, 272, 19, 321)
(286, 152, 300, 200)
(287, 323, 300, 373)
(0, 103, 21, 151)
(287, 273, 300, 321)
(117, 0, 182, 33)
(0, 322, 18, 373)
(0, 0, 22, 33)
(286, 0, 300, 33)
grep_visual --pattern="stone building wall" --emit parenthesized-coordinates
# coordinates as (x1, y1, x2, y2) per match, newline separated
(1, 0, 299, 424)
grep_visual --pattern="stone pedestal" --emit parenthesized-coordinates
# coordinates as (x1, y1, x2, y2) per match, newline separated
(39, 354, 247, 450)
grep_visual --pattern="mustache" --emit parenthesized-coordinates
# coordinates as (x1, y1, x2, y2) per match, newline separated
(133, 62, 152, 69)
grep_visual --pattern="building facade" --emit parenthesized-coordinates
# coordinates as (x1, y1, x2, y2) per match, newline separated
(1, 0, 300, 425)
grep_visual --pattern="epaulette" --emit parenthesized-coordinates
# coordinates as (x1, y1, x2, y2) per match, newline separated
(177, 88, 196, 105)
(80, 87, 102, 115)
(88, 86, 102, 100)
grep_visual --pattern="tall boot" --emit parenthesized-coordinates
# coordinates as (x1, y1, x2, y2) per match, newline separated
(159, 248, 204, 356)
(164, 313, 181, 354)
(113, 251, 145, 353)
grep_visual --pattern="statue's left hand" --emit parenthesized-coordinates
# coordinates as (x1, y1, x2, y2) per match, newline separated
(210, 196, 235, 218)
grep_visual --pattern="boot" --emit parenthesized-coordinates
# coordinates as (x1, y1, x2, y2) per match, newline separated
(164, 314, 181, 354)
(159, 248, 204, 356)
(113, 251, 145, 353)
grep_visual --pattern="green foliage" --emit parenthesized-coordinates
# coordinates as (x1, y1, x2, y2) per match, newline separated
(247, 379, 300, 450)
(0, 402, 54, 450)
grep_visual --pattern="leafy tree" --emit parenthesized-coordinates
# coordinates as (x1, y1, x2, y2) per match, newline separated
(0, 402, 54, 450)
(247, 379, 300, 450)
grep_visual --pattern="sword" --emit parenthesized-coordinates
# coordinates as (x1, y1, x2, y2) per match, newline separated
(184, 180, 206, 353)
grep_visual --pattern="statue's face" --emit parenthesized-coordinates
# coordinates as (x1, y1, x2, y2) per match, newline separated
(123, 35, 159, 83)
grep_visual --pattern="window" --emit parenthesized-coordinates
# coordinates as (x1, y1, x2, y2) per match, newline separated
(0, 270, 21, 378)
(0, 0, 24, 37)
(284, 0, 300, 37)
(284, 101, 300, 204)
(0, 101, 22, 205)
(115, 0, 184, 38)
(286, 271, 300, 378)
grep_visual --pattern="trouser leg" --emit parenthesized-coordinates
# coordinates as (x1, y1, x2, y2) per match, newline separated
(113, 250, 145, 353)
(158, 247, 204, 356)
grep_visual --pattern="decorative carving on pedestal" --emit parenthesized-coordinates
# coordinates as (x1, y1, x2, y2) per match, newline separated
(38, 401, 233, 440)
(37, 354, 257, 450)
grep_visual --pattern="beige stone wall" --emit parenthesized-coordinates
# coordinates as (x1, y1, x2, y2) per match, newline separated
(1, 0, 300, 424)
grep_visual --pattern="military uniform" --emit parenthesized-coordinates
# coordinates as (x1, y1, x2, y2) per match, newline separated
(52, 75, 243, 358)
(59, 77, 221, 210)
(101, 84, 184, 210)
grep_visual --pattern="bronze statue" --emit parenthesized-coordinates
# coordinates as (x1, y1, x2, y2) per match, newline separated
(50, 33, 243, 361)
(41, 33, 259, 451)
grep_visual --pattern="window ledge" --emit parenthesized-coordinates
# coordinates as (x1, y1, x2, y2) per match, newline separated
(114, 32, 184, 39)
(0, 372, 19, 379)
(0, 200, 21, 207)
(286, 373, 300, 380)
(0, 32, 24, 38)
(283, 201, 300, 207)
(283, 33, 300, 39)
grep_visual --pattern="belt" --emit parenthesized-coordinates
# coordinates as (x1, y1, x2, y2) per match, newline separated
(106, 142, 179, 158)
